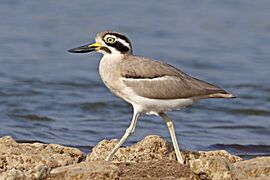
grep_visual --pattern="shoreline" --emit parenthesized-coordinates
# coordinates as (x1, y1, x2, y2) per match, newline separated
(0, 135, 269, 179)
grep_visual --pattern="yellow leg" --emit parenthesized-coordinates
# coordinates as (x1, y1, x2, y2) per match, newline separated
(159, 112, 184, 164)
(105, 111, 140, 161)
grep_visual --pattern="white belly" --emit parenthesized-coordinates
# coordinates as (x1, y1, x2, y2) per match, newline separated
(120, 86, 196, 115)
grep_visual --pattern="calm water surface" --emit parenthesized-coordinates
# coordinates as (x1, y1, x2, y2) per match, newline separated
(0, 0, 269, 158)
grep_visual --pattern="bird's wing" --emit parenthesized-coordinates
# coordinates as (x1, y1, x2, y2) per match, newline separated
(119, 55, 228, 99)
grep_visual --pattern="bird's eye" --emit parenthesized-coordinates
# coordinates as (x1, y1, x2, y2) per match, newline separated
(105, 37, 116, 44)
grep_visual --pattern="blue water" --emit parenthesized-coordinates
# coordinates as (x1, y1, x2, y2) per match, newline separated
(0, 0, 269, 157)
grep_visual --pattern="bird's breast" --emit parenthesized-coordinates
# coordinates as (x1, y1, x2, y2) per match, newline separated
(99, 55, 126, 98)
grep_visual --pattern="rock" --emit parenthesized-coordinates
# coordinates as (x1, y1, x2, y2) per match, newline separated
(48, 161, 120, 180)
(190, 157, 245, 180)
(1, 135, 269, 179)
(189, 151, 270, 180)
(87, 135, 242, 164)
(86, 135, 176, 162)
(183, 149, 242, 166)
(187, 150, 245, 179)
(0, 136, 84, 179)
(198, 150, 243, 163)
(86, 135, 249, 179)
(235, 157, 270, 179)
(86, 135, 198, 179)
(0, 168, 25, 180)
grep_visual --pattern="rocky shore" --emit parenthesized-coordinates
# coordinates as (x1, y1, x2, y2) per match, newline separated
(0, 135, 269, 180)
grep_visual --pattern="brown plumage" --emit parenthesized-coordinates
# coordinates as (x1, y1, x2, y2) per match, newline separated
(119, 55, 234, 99)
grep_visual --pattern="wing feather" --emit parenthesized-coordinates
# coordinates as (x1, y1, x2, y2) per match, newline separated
(119, 56, 228, 99)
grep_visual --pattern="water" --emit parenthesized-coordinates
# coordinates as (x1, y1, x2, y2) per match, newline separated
(0, 0, 269, 158)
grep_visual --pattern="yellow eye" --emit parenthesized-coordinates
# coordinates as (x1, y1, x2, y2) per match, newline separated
(105, 37, 116, 44)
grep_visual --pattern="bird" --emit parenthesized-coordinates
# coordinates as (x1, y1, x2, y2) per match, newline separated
(68, 31, 236, 164)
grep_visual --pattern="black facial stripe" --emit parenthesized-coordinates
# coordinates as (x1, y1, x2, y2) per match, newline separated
(108, 33, 131, 45)
(113, 41, 130, 53)
(104, 41, 130, 53)
(100, 47, 111, 54)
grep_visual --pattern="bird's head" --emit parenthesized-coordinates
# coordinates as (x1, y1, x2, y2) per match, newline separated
(68, 31, 133, 56)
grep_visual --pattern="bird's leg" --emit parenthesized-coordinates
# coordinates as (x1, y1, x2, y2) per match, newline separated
(105, 110, 140, 161)
(159, 112, 184, 164)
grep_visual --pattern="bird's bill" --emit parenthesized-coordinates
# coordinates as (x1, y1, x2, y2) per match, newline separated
(68, 42, 103, 53)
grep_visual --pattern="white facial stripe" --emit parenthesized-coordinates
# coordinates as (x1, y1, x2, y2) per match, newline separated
(117, 38, 131, 49)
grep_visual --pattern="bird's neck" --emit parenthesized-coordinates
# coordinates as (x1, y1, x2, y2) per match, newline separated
(99, 53, 123, 75)
(99, 53, 125, 91)
(101, 53, 126, 63)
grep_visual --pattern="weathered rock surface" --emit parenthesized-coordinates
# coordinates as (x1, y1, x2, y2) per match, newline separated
(235, 157, 270, 179)
(87, 135, 269, 180)
(0, 136, 83, 179)
(0, 135, 269, 180)
(86, 135, 242, 164)
(197, 150, 243, 163)
(189, 157, 245, 180)
(86, 135, 176, 162)
(188, 152, 270, 180)
(48, 161, 120, 180)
